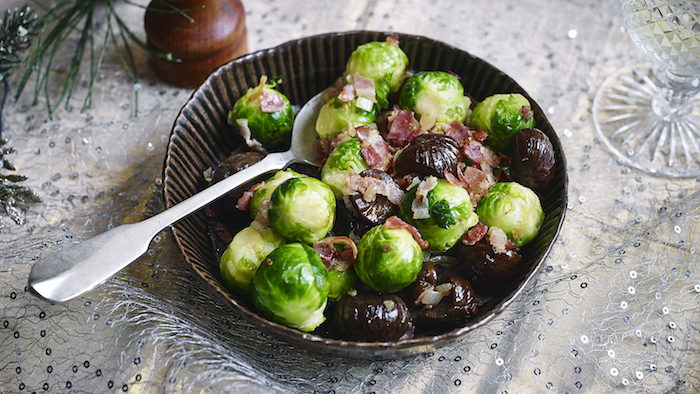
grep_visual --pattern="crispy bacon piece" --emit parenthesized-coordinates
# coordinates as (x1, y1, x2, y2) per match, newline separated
(386, 33, 400, 47)
(258, 90, 286, 113)
(351, 73, 377, 103)
(472, 130, 488, 142)
(339, 73, 377, 104)
(356, 125, 393, 171)
(236, 180, 266, 211)
(313, 236, 358, 272)
(394, 173, 421, 190)
(486, 226, 516, 253)
(462, 222, 488, 246)
(346, 172, 404, 205)
(443, 171, 466, 188)
(338, 83, 356, 102)
(442, 121, 471, 146)
(385, 105, 422, 147)
(384, 216, 429, 250)
(463, 142, 483, 164)
(481, 145, 500, 168)
(236, 191, 254, 210)
(456, 163, 489, 206)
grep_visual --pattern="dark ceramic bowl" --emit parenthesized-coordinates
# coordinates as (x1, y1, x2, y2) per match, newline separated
(163, 31, 568, 359)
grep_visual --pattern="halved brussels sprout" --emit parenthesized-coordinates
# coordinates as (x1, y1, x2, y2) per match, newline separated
(321, 137, 369, 198)
(476, 182, 544, 247)
(399, 177, 479, 253)
(398, 71, 471, 131)
(343, 37, 409, 109)
(219, 226, 287, 295)
(249, 169, 307, 219)
(268, 177, 336, 244)
(227, 76, 294, 147)
(354, 223, 423, 293)
(315, 96, 379, 141)
(251, 243, 330, 332)
(470, 93, 535, 152)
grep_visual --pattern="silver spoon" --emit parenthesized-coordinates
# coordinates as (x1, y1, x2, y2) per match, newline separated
(28, 89, 330, 303)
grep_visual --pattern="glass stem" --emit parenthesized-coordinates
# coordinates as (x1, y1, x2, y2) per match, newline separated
(652, 67, 700, 121)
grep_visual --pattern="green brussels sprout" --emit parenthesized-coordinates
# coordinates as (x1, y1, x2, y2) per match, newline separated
(343, 38, 409, 109)
(476, 182, 544, 247)
(315, 96, 379, 141)
(399, 177, 479, 253)
(470, 93, 536, 152)
(398, 71, 471, 131)
(227, 76, 294, 147)
(354, 224, 423, 293)
(219, 226, 287, 295)
(328, 266, 357, 300)
(249, 169, 307, 219)
(251, 243, 330, 332)
(268, 177, 336, 244)
(321, 137, 369, 198)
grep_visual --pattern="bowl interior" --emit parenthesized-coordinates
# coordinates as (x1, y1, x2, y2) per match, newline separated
(163, 31, 568, 359)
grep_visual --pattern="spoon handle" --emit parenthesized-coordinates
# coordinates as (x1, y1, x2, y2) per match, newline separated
(28, 150, 296, 303)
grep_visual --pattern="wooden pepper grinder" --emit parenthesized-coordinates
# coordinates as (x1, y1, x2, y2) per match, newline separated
(144, 0, 248, 88)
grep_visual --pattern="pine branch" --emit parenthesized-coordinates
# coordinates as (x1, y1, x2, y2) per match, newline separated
(8, 0, 188, 119)
(0, 6, 41, 229)
(0, 2, 194, 228)
(0, 5, 36, 76)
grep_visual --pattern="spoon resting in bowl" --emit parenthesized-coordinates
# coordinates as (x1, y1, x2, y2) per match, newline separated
(27, 89, 329, 303)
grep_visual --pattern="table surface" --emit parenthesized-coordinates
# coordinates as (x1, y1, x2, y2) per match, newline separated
(2, 0, 700, 393)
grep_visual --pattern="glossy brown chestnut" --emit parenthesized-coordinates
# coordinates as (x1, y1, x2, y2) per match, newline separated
(206, 151, 264, 215)
(407, 261, 439, 306)
(510, 128, 556, 190)
(348, 169, 400, 224)
(416, 274, 478, 327)
(393, 133, 462, 177)
(333, 292, 412, 341)
(457, 241, 523, 295)
(210, 151, 264, 183)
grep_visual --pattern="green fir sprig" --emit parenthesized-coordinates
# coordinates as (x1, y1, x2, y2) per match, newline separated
(0, 5, 36, 76)
(7, 0, 199, 119)
(0, 5, 40, 229)
(0, 135, 41, 228)
(0, 1, 199, 228)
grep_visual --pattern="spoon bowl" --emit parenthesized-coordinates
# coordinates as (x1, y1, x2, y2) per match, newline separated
(27, 89, 328, 303)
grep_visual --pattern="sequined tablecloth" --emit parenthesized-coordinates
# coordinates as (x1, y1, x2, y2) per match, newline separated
(2, 0, 699, 393)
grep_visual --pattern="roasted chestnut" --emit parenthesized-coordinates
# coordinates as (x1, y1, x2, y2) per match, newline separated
(333, 292, 412, 341)
(210, 151, 265, 183)
(416, 274, 477, 327)
(407, 261, 439, 306)
(456, 241, 523, 295)
(393, 133, 462, 177)
(206, 150, 265, 223)
(510, 128, 555, 190)
(348, 169, 400, 224)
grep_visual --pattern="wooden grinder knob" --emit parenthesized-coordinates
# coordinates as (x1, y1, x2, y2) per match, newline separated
(144, 0, 248, 88)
